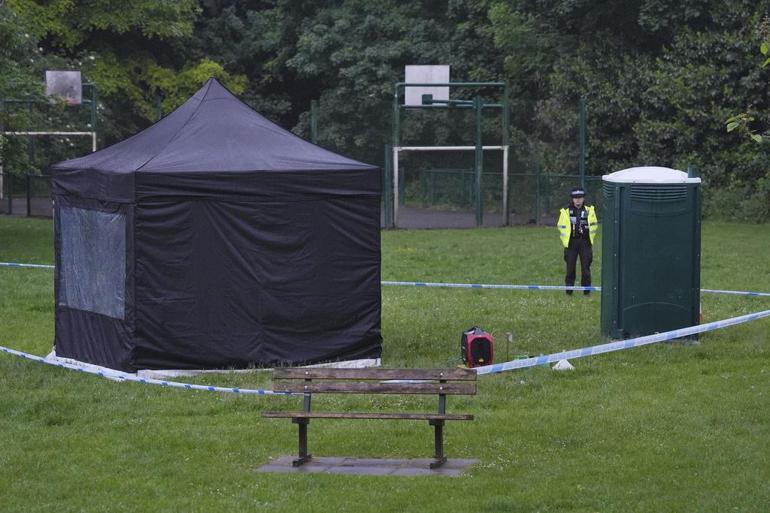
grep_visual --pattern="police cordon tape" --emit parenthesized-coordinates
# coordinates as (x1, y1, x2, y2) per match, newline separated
(384, 280, 601, 292)
(382, 280, 770, 297)
(0, 344, 292, 395)
(2, 307, 770, 390)
(3, 263, 769, 297)
(0, 262, 55, 269)
(474, 308, 770, 375)
(2, 261, 769, 388)
(701, 288, 770, 297)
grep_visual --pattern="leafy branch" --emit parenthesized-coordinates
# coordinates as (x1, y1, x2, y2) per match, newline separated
(726, 41, 769, 143)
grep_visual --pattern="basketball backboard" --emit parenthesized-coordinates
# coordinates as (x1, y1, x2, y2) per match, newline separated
(45, 70, 82, 105)
(404, 65, 450, 106)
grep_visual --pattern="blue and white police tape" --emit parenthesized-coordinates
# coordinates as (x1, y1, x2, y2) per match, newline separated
(474, 308, 770, 375)
(0, 344, 292, 396)
(4, 263, 770, 297)
(0, 262, 55, 269)
(2, 306, 769, 387)
(382, 280, 770, 297)
(700, 288, 770, 297)
(383, 280, 600, 292)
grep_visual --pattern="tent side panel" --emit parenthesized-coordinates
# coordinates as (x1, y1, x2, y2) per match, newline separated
(53, 195, 135, 371)
(52, 168, 135, 203)
(54, 310, 135, 371)
(132, 194, 381, 370)
(134, 168, 379, 201)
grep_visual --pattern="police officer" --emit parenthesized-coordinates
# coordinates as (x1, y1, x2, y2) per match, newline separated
(557, 187, 598, 295)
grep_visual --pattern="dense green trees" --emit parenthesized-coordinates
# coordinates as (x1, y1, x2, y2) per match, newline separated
(1, 0, 244, 168)
(491, 0, 770, 219)
(2, 0, 768, 219)
(0, 5, 62, 174)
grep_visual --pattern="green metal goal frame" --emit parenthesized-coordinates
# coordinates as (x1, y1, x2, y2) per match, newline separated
(387, 81, 510, 228)
(0, 83, 99, 168)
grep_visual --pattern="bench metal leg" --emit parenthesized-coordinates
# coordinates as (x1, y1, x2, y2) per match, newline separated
(292, 418, 312, 467)
(429, 419, 447, 469)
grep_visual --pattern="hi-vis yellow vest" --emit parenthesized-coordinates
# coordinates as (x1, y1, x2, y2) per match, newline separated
(557, 205, 598, 248)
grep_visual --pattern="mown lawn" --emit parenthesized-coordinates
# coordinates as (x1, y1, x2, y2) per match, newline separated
(1, 217, 768, 513)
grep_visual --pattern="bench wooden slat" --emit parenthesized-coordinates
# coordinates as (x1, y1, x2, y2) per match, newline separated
(272, 367, 476, 381)
(262, 411, 474, 421)
(273, 381, 476, 395)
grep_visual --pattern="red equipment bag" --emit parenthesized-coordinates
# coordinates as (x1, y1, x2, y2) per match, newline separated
(461, 327, 494, 368)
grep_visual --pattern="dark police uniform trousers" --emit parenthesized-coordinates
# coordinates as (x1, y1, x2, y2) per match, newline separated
(565, 237, 592, 290)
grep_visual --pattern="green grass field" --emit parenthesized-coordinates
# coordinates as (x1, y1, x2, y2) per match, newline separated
(1, 216, 769, 513)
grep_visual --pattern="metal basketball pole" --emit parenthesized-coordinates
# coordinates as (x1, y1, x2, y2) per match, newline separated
(474, 96, 483, 226)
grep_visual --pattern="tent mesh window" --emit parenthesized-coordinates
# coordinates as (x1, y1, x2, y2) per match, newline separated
(58, 206, 126, 319)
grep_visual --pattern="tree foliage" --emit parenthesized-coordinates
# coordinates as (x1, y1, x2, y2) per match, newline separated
(0, 4, 67, 174)
(2, 0, 769, 219)
(6, 0, 245, 145)
(489, 0, 770, 220)
(7, 0, 200, 48)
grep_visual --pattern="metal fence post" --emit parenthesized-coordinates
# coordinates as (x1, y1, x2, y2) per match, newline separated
(535, 165, 541, 225)
(579, 97, 587, 189)
(8, 173, 13, 215)
(502, 85, 510, 148)
(383, 144, 394, 228)
(26, 174, 31, 217)
(27, 102, 35, 166)
(392, 85, 400, 147)
(310, 100, 319, 144)
(502, 85, 511, 226)
(0, 100, 4, 192)
(91, 84, 98, 150)
(155, 96, 163, 122)
(474, 96, 483, 227)
(391, 87, 400, 227)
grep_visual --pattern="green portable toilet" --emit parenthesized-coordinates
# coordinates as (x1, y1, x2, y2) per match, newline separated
(600, 166, 701, 340)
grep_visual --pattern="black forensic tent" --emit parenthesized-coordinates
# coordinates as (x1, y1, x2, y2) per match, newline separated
(50, 78, 382, 372)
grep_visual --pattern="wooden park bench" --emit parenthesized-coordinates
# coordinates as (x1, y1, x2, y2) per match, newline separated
(263, 368, 476, 468)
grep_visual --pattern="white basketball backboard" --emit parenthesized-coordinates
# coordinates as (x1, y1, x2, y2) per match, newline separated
(404, 65, 450, 106)
(45, 70, 82, 105)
